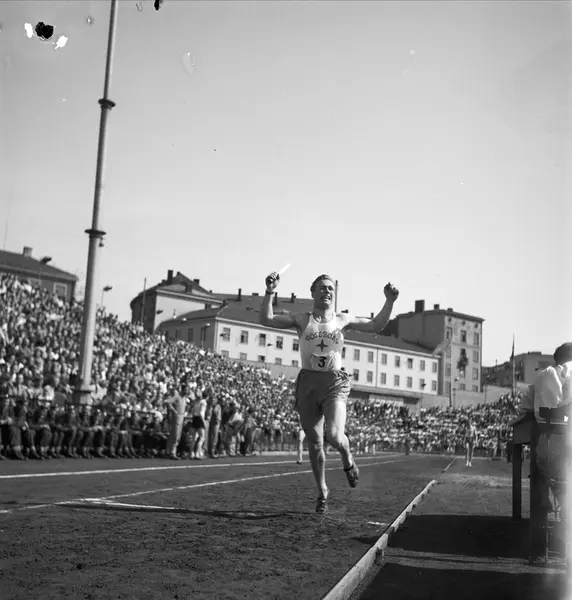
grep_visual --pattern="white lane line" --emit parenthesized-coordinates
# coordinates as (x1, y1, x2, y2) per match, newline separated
(0, 454, 400, 480)
(321, 478, 437, 600)
(2, 457, 419, 514)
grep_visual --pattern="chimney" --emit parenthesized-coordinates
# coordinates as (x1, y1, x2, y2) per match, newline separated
(434, 304, 440, 310)
(291, 293, 296, 303)
(414, 300, 425, 313)
(193, 279, 200, 285)
(22, 246, 32, 258)
(370, 312, 374, 319)
(447, 307, 453, 312)
(273, 292, 278, 306)
(238, 288, 242, 301)
(167, 270, 173, 285)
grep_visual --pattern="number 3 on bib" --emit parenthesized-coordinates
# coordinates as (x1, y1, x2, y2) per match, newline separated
(310, 353, 333, 370)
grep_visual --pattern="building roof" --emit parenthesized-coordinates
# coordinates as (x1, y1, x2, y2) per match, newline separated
(0, 249, 77, 282)
(396, 308, 485, 324)
(160, 303, 435, 356)
(129, 272, 218, 309)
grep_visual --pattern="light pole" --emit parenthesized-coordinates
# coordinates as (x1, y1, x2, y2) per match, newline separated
(100, 285, 112, 309)
(74, 0, 119, 406)
(200, 323, 211, 348)
(38, 256, 52, 287)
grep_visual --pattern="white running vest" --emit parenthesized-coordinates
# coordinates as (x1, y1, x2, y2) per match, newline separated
(299, 314, 345, 371)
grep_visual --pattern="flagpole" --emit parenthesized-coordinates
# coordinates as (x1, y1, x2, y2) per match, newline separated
(73, 0, 119, 406)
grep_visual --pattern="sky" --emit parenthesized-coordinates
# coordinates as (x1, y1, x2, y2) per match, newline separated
(0, 0, 570, 367)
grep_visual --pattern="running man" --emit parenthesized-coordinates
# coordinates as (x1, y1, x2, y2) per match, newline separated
(189, 390, 207, 460)
(462, 418, 478, 467)
(260, 272, 399, 513)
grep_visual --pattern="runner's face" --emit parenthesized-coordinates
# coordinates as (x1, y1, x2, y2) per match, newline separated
(312, 279, 335, 309)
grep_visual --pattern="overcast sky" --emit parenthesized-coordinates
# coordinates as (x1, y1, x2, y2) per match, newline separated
(0, 0, 570, 366)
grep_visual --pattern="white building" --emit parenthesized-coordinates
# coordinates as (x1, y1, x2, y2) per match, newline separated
(156, 292, 440, 412)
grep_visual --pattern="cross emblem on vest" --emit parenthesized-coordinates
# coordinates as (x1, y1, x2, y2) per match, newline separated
(316, 340, 328, 352)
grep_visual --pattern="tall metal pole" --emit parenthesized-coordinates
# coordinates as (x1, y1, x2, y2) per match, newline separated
(74, 0, 119, 406)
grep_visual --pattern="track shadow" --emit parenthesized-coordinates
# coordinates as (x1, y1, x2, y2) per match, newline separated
(360, 562, 567, 600)
(358, 515, 567, 600)
(387, 515, 557, 560)
(59, 503, 311, 520)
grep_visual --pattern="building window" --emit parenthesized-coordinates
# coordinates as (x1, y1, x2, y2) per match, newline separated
(221, 350, 229, 358)
(276, 336, 284, 350)
(259, 333, 267, 347)
(380, 373, 387, 385)
(368, 351, 374, 363)
(394, 375, 400, 386)
(239, 353, 247, 361)
(54, 283, 68, 298)
(342, 347, 346, 359)
(395, 356, 401, 368)
(381, 353, 387, 365)
(367, 371, 373, 383)
(474, 332, 480, 345)
(175, 329, 181, 340)
(445, 381, 451, 394)
(275, 357, 282, 365)
(445, 327, 452, 339)
(460, 330, 467, 343)
(257, 355, 265, 363)
(292, 359, 299, 367)
(353, 369, 359, 381)
(431, 381, 437, 392)
(459, 383, 466, 391)
(446, 347, 451, 358)
(407, 358, 413, 369)
(353, 349, 360, 361)
(446, 364, 451, 377)
(240, 331, 249, 344)
(420, 360, 426, 371)
(472, 368, 479, 380)
(432, 362, 438, 373)
(292, 339, 299, 351)
(473, 350, 479, 362)
(406, 377, 413, 389)
(187, 328, 194, 343)
(420, 378, 426, 390)
(221, 327, 230, 342)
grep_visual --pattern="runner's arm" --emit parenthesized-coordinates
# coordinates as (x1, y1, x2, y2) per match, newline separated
(341, 299, 396, 334)
(259, 292, 300, 330)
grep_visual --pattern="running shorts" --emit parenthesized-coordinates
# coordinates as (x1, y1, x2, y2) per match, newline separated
(294, 369, 350, 424)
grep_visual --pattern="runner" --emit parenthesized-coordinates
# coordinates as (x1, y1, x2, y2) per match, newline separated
(260, 271, 399, 513)
(462, 418, 478, 467)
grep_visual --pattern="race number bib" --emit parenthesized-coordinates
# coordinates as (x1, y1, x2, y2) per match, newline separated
(310, 352, 336, 371)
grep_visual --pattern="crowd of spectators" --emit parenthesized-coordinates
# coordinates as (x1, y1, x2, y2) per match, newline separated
(0, 273, 522, 460)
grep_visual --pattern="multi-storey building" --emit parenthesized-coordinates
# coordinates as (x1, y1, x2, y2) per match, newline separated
(482, 351, 554, 388)
(155, 298, 440, 411)
(130, 271, 223, 333)
(0, 246, 77, 301)
(385, 300, 484, 395)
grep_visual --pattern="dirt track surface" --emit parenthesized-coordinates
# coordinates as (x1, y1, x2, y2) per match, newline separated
(359, 458, 569, 600)
(0, 453, 449, 600)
